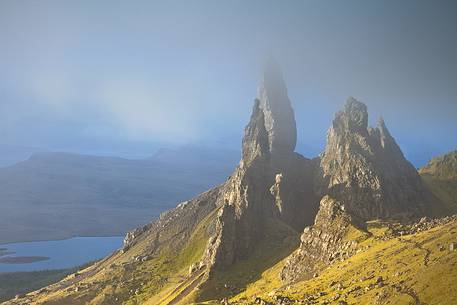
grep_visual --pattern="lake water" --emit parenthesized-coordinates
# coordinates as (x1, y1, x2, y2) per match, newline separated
(0, 236, 123, 273)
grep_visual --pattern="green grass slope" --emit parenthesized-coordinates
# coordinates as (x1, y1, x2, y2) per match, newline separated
(226, 217, 457, 305)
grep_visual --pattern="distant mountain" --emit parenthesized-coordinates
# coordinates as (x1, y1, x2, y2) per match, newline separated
(0, 144, 43, 168)
(0, 146, 239, 244)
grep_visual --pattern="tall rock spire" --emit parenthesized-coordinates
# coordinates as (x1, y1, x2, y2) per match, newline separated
(332, 97, 369, 135)
(200, 60, 318, 276)
(241, 99, 269, 165)
(257, 58, 297, 154)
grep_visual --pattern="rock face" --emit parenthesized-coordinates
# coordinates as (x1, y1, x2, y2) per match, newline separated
(281, 195, 364, 282)
(281, 98, 437, 283)
(419, 150, 457, 180)
(202, 61, 318, 272)
(202, 77, 436, 284)
(318, 97, 431, 220)
(257, 58, 297, 154)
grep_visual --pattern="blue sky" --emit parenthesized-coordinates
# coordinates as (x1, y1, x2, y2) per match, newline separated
(0, 0, 456, 165)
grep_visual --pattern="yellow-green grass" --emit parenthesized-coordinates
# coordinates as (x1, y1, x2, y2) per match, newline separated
(129, 206, 220, 305)
(229, 219, 457, 305)
(422, 174, 457, 215)
(12, 205, 220, 305)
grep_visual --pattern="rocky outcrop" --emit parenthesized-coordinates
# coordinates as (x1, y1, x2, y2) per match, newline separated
(201, 61, 318, 272)
(419, 150, 457, 180)
(281, 196, 365, 282)
(202, 80, 435, 285)
(257, 58, 297, 154)
(281, 98, 438, 283)
(386, 214, 457, 237)
(318, 97, 432, 220)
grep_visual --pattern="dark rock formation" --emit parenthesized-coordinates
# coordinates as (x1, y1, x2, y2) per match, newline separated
(280, 196, 365, 282)
(241, 99, 270, 164)
(281, 98, 438, 283)
(318, 97, 431, 220)
(419, 150, 457, 180)
(257, 58, 297, 154)
(201, 61, 318, 272)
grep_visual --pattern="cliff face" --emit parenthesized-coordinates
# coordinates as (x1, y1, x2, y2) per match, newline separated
(202, 61, 318, 272)
(281, 98, 437, 283)
(318, 97, 430, 220)
(420, 150, 457, 180)
(280, 195, 366, 282)
(257, 58, 297, 155)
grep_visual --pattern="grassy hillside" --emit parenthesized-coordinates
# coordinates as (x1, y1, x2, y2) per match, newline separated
(420, 150, 457, 215)
(228, 217, 457, 305)
(4, 149, 456, 305)
(5, 208, 457, 305)
(16, 215, 457, 305)
(422, 174, 457, 214)
(419, 150, 457, 180)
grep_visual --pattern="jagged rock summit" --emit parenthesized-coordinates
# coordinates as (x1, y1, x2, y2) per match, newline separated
(201, 60, 318, 274)
(281, 97, 437, 283)
(257, 58, 297, 154)
(319, 97, 431, 220)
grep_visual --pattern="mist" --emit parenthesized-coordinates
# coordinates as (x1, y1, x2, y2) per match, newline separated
(0, 0, 456, 165)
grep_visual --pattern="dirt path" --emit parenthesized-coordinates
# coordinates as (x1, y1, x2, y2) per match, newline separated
(401, 286, 427, 305)
(398, 238, 431, 267)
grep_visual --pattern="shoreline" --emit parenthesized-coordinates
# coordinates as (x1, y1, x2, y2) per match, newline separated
(0, 256, 50, 264)
(0, 235, 124, 246)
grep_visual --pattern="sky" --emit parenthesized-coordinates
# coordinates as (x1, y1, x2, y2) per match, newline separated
(0, 0, 456, 166)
